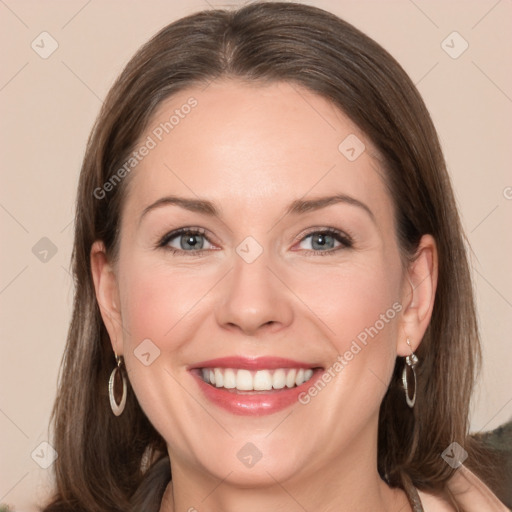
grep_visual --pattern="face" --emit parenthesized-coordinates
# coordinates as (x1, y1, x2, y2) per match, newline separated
(93, 80, 435, 490)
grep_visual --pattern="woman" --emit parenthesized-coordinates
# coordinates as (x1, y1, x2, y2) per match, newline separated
(42, 2, 509, 511)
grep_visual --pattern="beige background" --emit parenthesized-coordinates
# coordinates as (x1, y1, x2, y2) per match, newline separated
(0, 0, 511, 510)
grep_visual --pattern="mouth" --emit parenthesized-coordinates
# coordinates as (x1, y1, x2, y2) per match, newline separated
(197, 367, 316, 392)
(189, 356, 324, 415)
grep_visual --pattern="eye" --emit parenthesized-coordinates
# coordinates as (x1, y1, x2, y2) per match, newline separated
(157, 227, 353, 256)
(297, 229, 352, 254)
(158, 228, 214, 254)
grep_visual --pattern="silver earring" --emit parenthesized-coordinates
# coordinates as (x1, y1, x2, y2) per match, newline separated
(109, 354, 127, 416)
(402, 338, 418, 408)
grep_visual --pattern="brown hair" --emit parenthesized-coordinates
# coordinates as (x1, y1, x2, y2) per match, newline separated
(42, 2, 497, 510)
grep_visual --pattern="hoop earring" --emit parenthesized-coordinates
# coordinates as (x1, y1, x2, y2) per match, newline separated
(109, 354, 127, 416)
(402, 338, 418, 408)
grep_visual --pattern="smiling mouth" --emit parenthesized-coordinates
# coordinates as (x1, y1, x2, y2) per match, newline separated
(198, 367, 318, 392)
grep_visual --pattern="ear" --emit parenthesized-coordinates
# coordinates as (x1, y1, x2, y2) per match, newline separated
(397, 234, 438, 356)
(90, 240, 124, 356)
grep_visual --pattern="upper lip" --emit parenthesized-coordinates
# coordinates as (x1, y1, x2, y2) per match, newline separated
(189, 356, 322, 371)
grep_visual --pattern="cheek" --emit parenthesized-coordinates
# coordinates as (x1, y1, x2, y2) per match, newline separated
(115, 259, 206, 447)
(115, 258, 191, 391)
(291, 255, 403, 409)
(273, 257, 403, 449)
(292, 257, 402, 349)
(116, 257, 224, 398)
(118, 259, 208, 348)
(294, 261, 402, 406)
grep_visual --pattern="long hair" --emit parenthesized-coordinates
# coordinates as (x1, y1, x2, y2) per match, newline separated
(42, 2, 495, 510)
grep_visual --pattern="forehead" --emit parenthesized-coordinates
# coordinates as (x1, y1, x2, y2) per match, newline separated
(122, 79, 390, 222)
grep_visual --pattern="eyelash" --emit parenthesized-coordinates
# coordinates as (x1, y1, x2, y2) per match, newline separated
(157, 226, 354, 257)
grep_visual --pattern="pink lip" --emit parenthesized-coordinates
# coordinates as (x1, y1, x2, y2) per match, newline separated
(188, 357, 324, 416)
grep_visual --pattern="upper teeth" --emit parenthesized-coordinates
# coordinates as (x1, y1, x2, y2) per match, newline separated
(201, 368, 314, 391)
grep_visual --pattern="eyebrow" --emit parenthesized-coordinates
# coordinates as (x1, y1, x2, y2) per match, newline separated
(139, 193, 375, 224)
(286, 194, 375, 221)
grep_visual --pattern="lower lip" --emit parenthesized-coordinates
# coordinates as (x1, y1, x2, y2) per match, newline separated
(191, 369, 324, 415)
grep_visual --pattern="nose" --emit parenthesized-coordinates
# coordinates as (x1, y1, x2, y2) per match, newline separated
(214, 251, 294, 336)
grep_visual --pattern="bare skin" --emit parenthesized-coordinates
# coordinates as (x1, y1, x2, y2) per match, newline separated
(91, 80, 441, 511)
